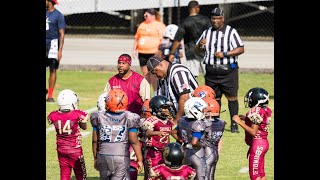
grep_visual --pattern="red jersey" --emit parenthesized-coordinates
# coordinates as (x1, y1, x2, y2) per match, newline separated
(47, 109, 88, 151)
(143, 116, 174, 150)
(108, 71, 144, 114)
(244, 106, 272, 146)
(150, 164, 196, 180)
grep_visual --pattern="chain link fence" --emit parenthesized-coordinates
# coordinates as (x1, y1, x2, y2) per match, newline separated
(59, 0, 273, 40)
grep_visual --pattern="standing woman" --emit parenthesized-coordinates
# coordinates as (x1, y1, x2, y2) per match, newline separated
(133, 8, 166, 95)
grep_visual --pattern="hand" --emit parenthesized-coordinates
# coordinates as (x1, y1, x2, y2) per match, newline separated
(214, 52, 224, 58)
(232, 115, 241, 124)
(199, 38, 206, 48)
(137, 161, 144, 173)
(94, 159, 98, 171)
(168, 54, 174, 62)
(239, 115, 246, 120)
(158, 131, 169, 137)
(132, 49, 137, 59)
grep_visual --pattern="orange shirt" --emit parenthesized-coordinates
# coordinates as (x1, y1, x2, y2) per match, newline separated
(135, 21, 166, 54)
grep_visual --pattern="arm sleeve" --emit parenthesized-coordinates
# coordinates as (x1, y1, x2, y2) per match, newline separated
(139, 78, 151, 101)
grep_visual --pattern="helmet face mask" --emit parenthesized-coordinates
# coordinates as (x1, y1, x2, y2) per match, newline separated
(149, 95, 173, 120)
(244, 87, 269, 108)
(203, 97, 220, 120)
(57, 89, 79, 112)
(184, 97, 207, 120)
(141, 99, 152, 118)
(163, 142, 184, 168)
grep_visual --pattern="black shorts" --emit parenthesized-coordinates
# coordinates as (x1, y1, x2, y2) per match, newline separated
(46, 43, 59, 71)
(45, 58, 59, 71)
(204, 64, 239, 98)
(138, 53, 155, 66)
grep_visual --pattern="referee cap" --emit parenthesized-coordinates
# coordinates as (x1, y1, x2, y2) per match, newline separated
(211, 7, 224, 16)
(147, 56, 164, 72)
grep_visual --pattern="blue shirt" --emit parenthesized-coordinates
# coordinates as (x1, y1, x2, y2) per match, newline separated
(46, 8, 66, 45)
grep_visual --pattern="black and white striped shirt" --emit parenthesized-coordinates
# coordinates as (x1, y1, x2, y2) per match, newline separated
(196, 25, 244, 65)
(157, 62, 198, 115)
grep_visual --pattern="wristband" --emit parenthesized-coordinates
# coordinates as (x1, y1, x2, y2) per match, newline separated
(170, 52, 175, 55)
(223, 52, 228, 57)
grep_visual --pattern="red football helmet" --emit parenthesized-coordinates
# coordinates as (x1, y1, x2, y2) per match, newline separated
(105, 89, 128, 113)
(203, 97, 220, 119)
(141, 99, 152, 118)
(193, 85, 216, 99)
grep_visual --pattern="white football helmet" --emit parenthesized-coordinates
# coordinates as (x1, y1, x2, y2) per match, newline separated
(164, 24, 179, 40)
(97, 92, 108, 111)
(57, 89, 79, 111)
(184, 97, 207, 120)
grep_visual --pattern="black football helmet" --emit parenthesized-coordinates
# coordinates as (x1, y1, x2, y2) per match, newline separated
(162, 142, 184, 168)
(149, 95, 173, 120)
(244, 87, 269, 108)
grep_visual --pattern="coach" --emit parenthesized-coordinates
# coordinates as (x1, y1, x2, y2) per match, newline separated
(146, 56, 198, 124)
(197, 7, 244, 133)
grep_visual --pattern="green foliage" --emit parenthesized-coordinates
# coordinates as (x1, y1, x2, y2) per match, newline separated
(46, 70, 274, 180)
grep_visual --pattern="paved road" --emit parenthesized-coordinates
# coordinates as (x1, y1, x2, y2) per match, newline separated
(60, 36, 274, 73)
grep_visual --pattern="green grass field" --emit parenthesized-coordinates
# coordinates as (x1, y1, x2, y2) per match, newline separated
(46, 70, 274, 180)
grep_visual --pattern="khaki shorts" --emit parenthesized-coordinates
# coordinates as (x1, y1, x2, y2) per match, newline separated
(185, 59, 206, 77)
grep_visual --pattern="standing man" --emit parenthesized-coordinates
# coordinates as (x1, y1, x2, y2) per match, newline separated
(169, 0, 211, 79)
(46, 0, 66, 102)
(197, 7, 245, 133)
(146, 56, 198, 125)
(104, 54, 151, 115)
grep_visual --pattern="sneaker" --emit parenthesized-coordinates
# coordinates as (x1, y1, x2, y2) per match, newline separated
(231, 124, 239, 133)
(46, 98, 55, 102)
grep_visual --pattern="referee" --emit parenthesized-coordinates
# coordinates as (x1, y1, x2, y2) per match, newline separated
(146, 56, 198, 124)
(196, 7, 244, 133)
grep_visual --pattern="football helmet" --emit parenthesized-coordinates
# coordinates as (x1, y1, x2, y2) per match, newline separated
(105, 89, 128, 113)
(141, 99, 152, 118)
(57, 89, 79, 111)
(97, 92, 108, 111)
(149, 95, 173, 120)
(244, 87, 269, 108)
(164, 24, 179, 40)
(203, 97, 220, 119)
(162, 142, 184, 168)
(193, 85, 216, 99)
(184, 97, 207, 120)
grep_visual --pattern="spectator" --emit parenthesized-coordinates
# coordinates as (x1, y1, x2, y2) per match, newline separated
(90, 89, 144, 179)
(133, 8, 166, 95)
(46, 0, 66, 102)
(169, 0, 211, 79)
(47, 89, 88, 180)
(232, 87, 271, 180)
(155, 24, 183, 64)
(104, 54, 150, 115)
(146, 56, 198, 124)
(197, 7, 245, 133)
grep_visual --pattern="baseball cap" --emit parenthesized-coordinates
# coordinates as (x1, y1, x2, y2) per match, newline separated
(147, 56, 164, 72)
(210, 8, 224, 16)
(118, 54, 132, 66)
(188, 1, 199, 9)
(49, 0, 59, 5)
